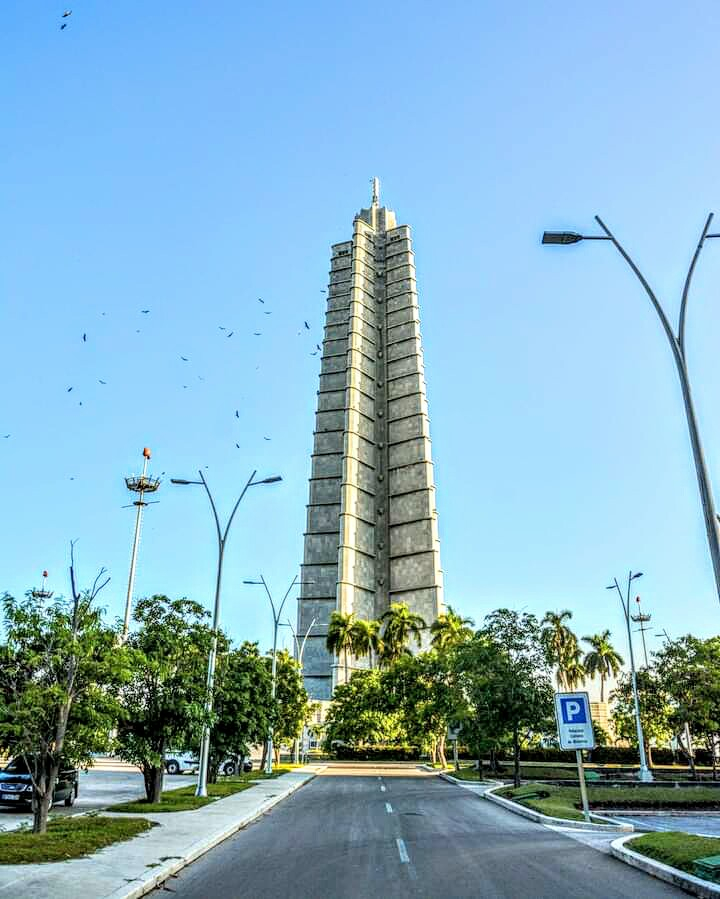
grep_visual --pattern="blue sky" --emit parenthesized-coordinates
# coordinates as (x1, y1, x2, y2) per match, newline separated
(2, 2, 720, 665)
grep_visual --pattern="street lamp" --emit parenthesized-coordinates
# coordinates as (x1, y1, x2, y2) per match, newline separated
(607, 571, 653, 782)
(543, 216, 720, 607)
(171, 469, 281, 797)
(282, 616, 317, 763)
(244, 575, 313, 774)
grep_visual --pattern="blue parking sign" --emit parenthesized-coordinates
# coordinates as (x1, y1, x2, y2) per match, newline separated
(554, 692, 595, 750)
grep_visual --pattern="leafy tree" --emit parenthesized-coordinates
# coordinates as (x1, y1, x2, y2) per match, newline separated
(206, 641, 272, 782)
(116, 595, 213, 802)
(611, 668, 671, 768)
(478, 610, 555, 785)
(270, 649, 312, 753)
(326, 611, 356, 684)
(0, 548, 125, 833)
(323, 670, 404, 747)
(655, 635, 720, 778)
(582, 630, 624, 702)
(540, 609, 582, 690)
(430, 606, 474, 651)
(379, 602, 426, 665)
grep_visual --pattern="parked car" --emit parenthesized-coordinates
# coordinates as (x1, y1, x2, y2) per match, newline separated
(164, 752, 252, 776)
(0, 757, 78, 808)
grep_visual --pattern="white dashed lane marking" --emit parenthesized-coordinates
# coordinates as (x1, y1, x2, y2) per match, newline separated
(385, 802, 393, 814)
(396, 838, 410, 864)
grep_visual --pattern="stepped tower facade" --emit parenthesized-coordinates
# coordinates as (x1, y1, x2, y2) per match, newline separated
(297, 181, 444, 700)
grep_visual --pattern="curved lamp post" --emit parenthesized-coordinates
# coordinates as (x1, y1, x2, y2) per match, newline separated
(543, 218, 720, 606)
(171, 470, 282, 797)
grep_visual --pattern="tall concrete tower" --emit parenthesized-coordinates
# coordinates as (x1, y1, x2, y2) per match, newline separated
(298, 181, 444, 700)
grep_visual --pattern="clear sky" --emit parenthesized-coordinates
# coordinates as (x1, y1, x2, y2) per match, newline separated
(2, 2, 720, 667)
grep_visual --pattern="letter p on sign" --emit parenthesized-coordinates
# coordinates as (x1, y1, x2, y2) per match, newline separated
(561, 699, 585, 723)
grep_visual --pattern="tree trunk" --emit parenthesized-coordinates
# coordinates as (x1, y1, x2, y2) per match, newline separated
(143, 764, 164, 803)
(32, 758, 59, 835)
(429, 739, 437, 765)
(477, 755, 484, 778)
(513, 728, 521, 788)
(600, 676, 605, 703)
(274, 745, 280, 766)
(645, 741, 654, 770)
(489, 748, 498, 774)
(438, 734, 447, 769)
(345, 648, 349, 684)
(260, 742, 268, 770)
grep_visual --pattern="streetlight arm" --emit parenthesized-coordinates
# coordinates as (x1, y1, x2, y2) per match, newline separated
(198, 470, 223, 548)
(679, 213, 714, 356)
(222, 469, 258, 544)
(594, 216, 679, 355)
(260, 574, 276, 621)
(299, 617, 317, 666)
(276, 574, 298, 623)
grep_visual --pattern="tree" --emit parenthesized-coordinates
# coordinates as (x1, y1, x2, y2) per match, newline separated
(323, 670, 404, 747)
(269, 649, 312, 758)
(541, 609, 582, 690)
(379, 602, 426, 665)
(430, 606, 474, 651)
(0, 547, 125, 833)
(611, 668, 671, 768)
(206, 641, 272, 782)
(116, 595, 214, 802)
(326, 611, 355, 684)
(479, 610, 555, 785)
(583, 630, 624, 702)
(655, 635, 720, 778)
(351, 618, 382, 669)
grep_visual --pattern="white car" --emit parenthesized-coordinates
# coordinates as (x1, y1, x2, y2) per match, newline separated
(164, 751, 252, 776)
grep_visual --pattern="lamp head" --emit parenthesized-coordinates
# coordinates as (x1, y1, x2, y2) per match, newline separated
(542, 231, 584, 245)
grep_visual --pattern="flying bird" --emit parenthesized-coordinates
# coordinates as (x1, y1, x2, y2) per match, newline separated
(320, 289, 326, 293)
(67, 387, 73, 392)
(60, 22, 68, 30)
(304, 321, 310, 329)
(264, 311, 272, 315)
(235, 443, 240, 449)
(219, 326, 227, 330)
(258, 298, 265, 304)
(235, 410, 239, 418)
(62, 9, 72, 16)
(141, 309, 150, 314)
(183, 385, 188, 389)
(316, 344, 321, 350)
(310, 351, 318, 356)
(263, 437, 271, 441)
(253, 332, 262, 336)
(227, 331, 234, 338)
(198, 375, 204, 381)
(98, 380, 107, 385)
(2, 434, 9, 439)
(82, 333, 87, 342)
(180, 356, 188, 361)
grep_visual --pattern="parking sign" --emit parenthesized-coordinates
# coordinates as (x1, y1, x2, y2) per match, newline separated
(554, 692, 595, 750)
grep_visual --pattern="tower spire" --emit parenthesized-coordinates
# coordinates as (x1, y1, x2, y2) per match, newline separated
(371, 176, 380, 206)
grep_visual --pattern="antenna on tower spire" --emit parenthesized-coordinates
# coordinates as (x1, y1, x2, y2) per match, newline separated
(371, 177, 380, 206)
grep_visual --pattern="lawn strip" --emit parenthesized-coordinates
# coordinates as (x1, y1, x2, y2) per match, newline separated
(630, 832, 720, 881)
(0, 816, 154, 865)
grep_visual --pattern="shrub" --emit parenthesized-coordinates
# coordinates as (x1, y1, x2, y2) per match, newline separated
(333, 745, 420, 761)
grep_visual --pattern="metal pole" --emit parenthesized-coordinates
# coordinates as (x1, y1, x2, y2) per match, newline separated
(576, 749, 591, 822)
(615, 575, 653, 782)
(195, 470, 257, 798)
(453, 739, 459, 772)
(595, 216, 720, 605)
(266, 613, 279, 775)
(122, 454, 148, 638)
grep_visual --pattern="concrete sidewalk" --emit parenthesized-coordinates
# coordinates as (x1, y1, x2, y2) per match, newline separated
(0, 766, 322, 899)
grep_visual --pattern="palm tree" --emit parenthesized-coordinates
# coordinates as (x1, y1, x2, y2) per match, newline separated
(563, 645, 587, 689)
(541, 610, 579, 689)
(430, 606, 474, 650)
(379, 602, 426, 665)
(326, 611, 355, 684)
(583, 630, 624, 701)
(350, 618, 382, 669)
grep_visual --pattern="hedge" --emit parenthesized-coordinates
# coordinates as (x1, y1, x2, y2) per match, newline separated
(333, 745, 420, 761)
(474, 747, 714, 766)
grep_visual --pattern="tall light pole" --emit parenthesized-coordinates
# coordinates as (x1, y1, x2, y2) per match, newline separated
(283, 616, 316, 764)
(607, 571, 653, 782)
(631, 595, 653, 668)
(543, 219, 720, 606)
(171, 470, 282, 797)
(243, 575, 313, 774)
(122, 448, 161, 639)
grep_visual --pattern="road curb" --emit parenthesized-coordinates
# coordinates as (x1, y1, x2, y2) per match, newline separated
(611, 833, 720, 898)
(438, 771, 503, 788)
(481, 785, 634, 832)
(106, 769, 320, 899)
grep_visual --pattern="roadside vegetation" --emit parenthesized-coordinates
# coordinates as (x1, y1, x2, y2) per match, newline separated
(112, 768, 293, 813)
(0, 816, 154, 865)
(629, 832, 720, 881)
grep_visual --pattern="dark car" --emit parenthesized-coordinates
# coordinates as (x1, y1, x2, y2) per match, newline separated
(0, 757, 79, 808)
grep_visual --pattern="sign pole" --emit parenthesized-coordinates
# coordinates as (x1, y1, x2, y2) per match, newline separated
(575, 749, 591, 823)
(453, 738, 459, 772)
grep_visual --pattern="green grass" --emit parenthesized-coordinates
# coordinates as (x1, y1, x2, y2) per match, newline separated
(495, 783, 720, 822)
(112, 767, 293, 813)
(0, 816, 154, 865)
(630, 832, 720, 880)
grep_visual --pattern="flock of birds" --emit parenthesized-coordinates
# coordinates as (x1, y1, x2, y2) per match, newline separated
(59, 9, 72, 30)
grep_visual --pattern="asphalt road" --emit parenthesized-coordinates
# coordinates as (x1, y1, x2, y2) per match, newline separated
(615, 813, 720, 835)
(153, 764, 686, 899)
(0, 767, 196, 831)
